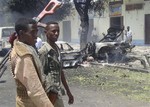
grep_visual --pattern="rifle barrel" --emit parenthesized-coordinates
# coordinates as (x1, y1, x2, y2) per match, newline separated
(0, 50, 11, 77)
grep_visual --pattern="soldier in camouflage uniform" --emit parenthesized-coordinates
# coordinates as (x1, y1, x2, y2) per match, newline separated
(38, 21, 74, 107)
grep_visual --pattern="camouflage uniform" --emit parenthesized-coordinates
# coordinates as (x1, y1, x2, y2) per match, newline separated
(39, 42, 64, 107)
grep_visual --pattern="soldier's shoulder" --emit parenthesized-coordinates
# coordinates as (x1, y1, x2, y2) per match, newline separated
(38, 42, 52, 54)
(38, 42, 48, 54)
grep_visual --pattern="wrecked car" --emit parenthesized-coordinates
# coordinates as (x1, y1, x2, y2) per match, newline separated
(85, 27, 136, 63)
(56, 41, 83, 68)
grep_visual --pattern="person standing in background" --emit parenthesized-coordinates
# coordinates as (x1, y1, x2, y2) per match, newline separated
(125, 26, 132, 45)
(91, 27, 98, 42)
(36, 36, 43, 49)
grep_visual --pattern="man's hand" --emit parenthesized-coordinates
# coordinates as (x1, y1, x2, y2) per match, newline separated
(67, 91, 74, 104)
(61, 70, 74, 104)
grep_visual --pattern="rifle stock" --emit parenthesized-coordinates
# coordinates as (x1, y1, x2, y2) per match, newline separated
(33, 0, 62, 22)
(0, 50, 11, 78)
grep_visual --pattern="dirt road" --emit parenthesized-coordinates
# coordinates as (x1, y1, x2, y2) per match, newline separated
(1, 46, 150, 107)
(62, 65, 150, 107)
(63, 85, 150, 107)
(1, 65, 150, 107)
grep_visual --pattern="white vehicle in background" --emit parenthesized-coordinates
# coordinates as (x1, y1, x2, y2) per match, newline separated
(0, 26, 15, 56)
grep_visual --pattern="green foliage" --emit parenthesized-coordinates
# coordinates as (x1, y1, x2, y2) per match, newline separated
(8, 0, 37, 13)
(7, 0, 72, 21)
(45, 3, 72, 21)
(89, 0, 109, 16)
(7, 0, 108, 20)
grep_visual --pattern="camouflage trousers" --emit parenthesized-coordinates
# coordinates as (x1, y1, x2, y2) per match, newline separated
(54, 95, 64, 107)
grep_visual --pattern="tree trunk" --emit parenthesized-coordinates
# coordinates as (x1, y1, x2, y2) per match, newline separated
(74, 0, 91, 50)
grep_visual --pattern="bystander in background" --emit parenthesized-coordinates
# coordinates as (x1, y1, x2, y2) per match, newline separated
(91, 27, 98, 42)
(125, 26, 132, 45)
(36, 36, 43, 50)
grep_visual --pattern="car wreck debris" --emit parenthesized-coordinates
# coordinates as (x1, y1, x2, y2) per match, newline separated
(77, 26, 150, 72)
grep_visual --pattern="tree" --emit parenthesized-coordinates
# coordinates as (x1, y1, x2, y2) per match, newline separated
(7, 0, 108, 49)
(73, 0, 91, 50)
(73, 0, 108, 49)
(7, 0, 72, 21)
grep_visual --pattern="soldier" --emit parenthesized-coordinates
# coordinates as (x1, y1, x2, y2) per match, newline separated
(38, 21, 74, 107)
(9, 18, 53, 107)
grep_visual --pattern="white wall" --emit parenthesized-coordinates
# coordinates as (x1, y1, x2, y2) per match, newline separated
(93, 8, 110, 40)
(144, 0, 150, 14)
(95, 0, 150, 44)
(59, 0, 150, 44)
(58, 22, 63, 40)
(123, 7, 144, 40)
(123, 0, 150, 44)
(70, 13, 81, 43)
(59, 9, 81, 43)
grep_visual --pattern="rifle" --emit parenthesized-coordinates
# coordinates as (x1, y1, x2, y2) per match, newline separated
(0, 0, 62, 78)
(0, 50, 11, 78)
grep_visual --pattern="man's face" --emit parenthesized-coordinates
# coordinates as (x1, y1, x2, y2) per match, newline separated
(22, 23, 38, 46)
(127, 26, 129, 31)
(45, 24, 59, 43)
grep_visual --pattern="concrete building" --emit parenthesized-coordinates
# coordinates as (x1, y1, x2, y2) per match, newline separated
(59, 0, 150, 45)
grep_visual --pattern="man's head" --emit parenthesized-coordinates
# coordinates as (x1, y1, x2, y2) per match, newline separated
(127, 26, 130, 31)
(15, 18, 38, 46)
(45, 21, 59, 43)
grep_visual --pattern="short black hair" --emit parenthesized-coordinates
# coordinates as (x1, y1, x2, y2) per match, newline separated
(15, 18, 37, 36)
(46, 21, 58, 26)
(45, 21, 58, 30)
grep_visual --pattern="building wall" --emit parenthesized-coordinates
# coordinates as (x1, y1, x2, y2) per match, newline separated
(93, 7, 110, 40)
(94, 0, 150, 45)
(99, 0, 150, 45)
(123, 0, 144, 41)
(70, 14, 81, 43)
(60, 0, 150, 45)
(59, 8, 81, 43)
(123, 0, 144, 45)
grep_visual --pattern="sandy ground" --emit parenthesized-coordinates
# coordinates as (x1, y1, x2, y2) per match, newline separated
(63, 65, 150, 107)
(62, 45, 150, 107)
(0, 46, 150, 107)
(63, 85, 150, 107)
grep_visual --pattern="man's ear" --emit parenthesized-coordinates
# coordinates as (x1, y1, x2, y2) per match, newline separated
(18, 30, 24, 36)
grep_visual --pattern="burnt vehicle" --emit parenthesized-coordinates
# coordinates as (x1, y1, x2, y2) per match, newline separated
(85, 26, 136, 64)
(56, 41, 83, 68)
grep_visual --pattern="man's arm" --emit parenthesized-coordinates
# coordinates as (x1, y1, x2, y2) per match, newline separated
(61, 70, 74, 104)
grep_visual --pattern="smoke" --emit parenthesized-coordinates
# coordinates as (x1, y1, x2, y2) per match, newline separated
(0, 0, 12, 26)
(0, 1, 26, 26)
(0, 0, 72, 27)
(0, 0, 44, 26)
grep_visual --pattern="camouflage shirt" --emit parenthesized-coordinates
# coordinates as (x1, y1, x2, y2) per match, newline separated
(38, 42, 62, 94)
